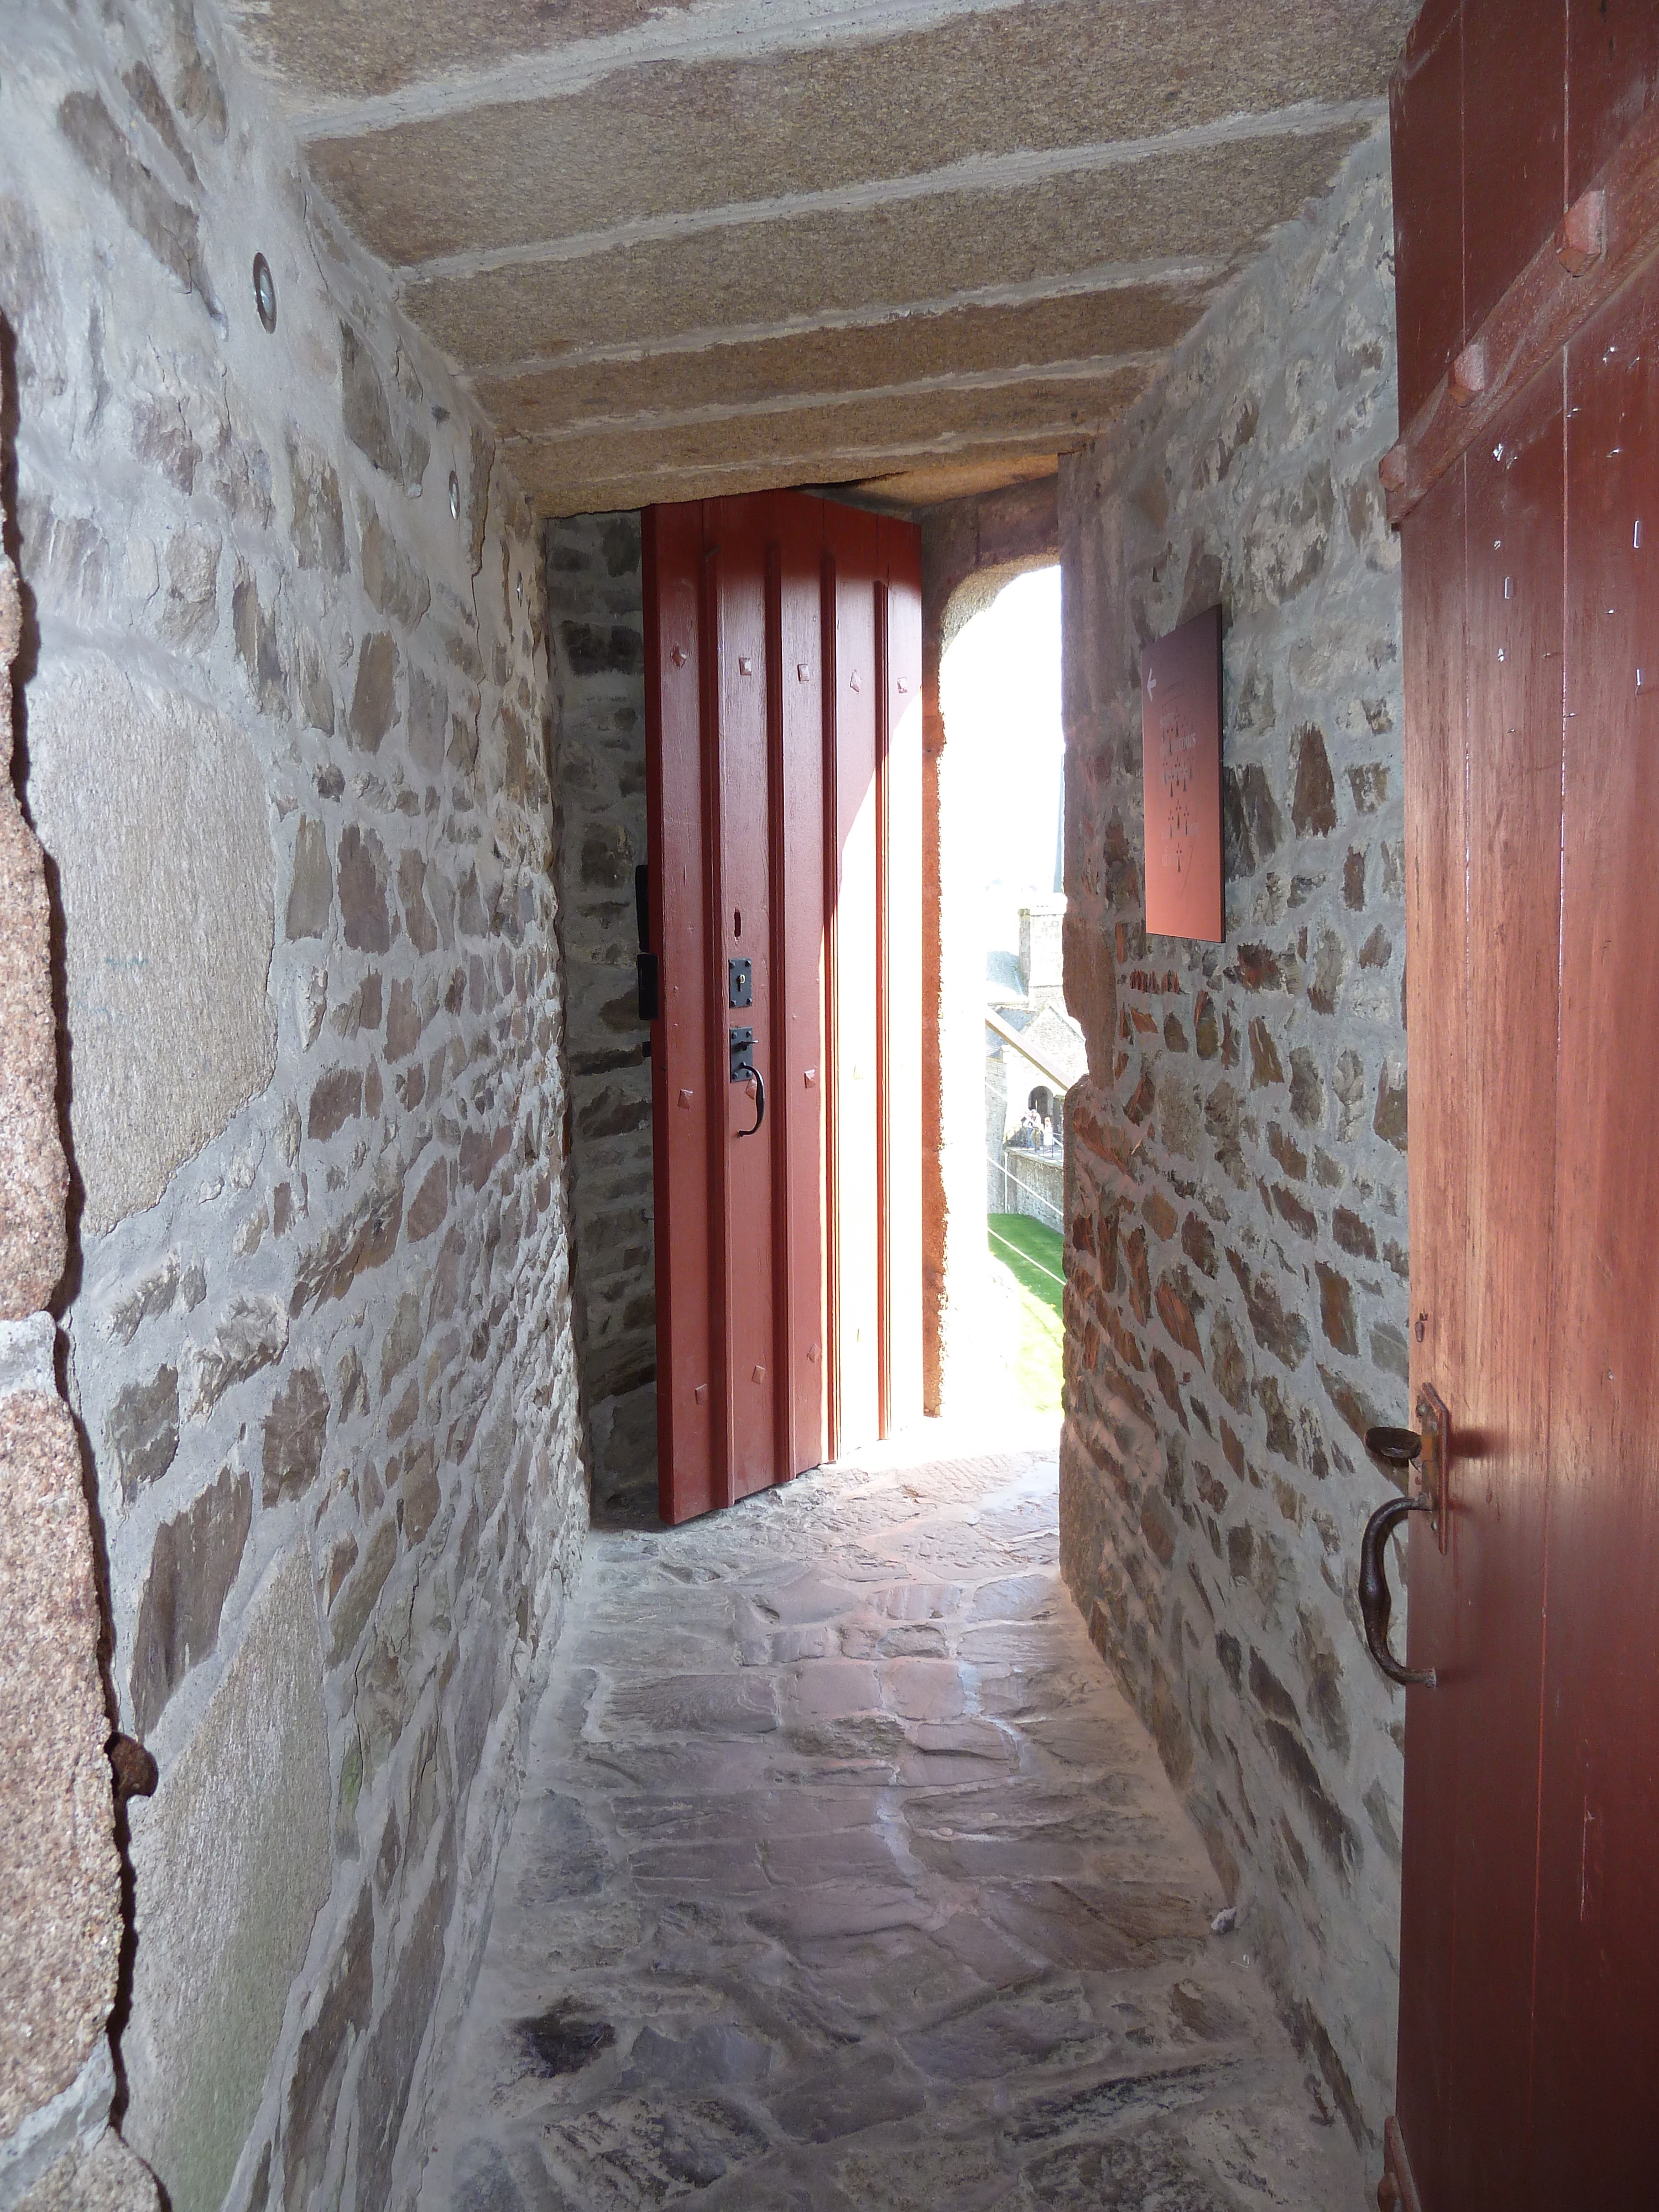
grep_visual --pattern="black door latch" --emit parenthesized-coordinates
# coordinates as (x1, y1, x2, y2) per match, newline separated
(635, 864, 659, 1020)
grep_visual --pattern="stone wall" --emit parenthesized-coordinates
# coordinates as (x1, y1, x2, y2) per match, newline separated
(1, 4, 586, 2206)
(1057, 130, 1408, 2149)
(545, 514, 655, 1521)
(1, 545, 160, 2212)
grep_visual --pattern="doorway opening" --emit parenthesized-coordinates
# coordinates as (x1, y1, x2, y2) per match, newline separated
(937, 563, 1073, 1431)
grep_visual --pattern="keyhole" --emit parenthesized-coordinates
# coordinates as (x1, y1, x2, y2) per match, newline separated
(733, 908, 742, 938)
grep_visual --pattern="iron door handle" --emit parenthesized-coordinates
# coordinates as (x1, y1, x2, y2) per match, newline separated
(1359, 1492, 1437, 1689)
(737, 1068, 765, 1139)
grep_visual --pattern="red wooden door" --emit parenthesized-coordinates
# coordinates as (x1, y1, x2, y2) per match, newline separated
(644, 491, 921, 1524)
(1387, 7, 1659, 2205)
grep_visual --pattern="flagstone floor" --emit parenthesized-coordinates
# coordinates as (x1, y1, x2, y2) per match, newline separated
(418, 1431, 1366, 2211)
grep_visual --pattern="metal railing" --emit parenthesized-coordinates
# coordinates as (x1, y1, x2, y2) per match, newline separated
(986, 1145, 1065, 1232)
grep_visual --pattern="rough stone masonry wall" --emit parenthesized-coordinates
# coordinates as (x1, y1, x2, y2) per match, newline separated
(1057, 129, 1409, 2150)
(545, 514, 656, 1521)
(1, 550, 160, 2212)
(1, 5, 586, 2209)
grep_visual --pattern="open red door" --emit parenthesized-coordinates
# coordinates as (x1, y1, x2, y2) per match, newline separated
(1384, 7, 1659, 2206)
(644, 491, 921, 1525)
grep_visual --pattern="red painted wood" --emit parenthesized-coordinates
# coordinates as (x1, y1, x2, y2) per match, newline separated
(646, 489, 917, 1514)
(1396, 457, 1469, 2212)
(770, 499, 830, 1475)
(1383, 83, 1659, 529)
(1391, 0, 1465, 422)
(709, 499, 778, 1503)
(1445, 363, 1562, 2209)
(1392, 15, 1659, 2202)
(765, 536, 795, 1488)
(820, 542, 843, 1464)
(645, 503, 716, 1525)
(824, 503, 883, 1453)
(874, 576, 892, 1438)
(1397, 336, 1566, 2212)
(698, 538, 734, 1511)
(1528, 265, 1659, 2204)
(882, 523, 925, 1437)
(1568, 0, 1659, 200)
(1463, 0, 1566, 340)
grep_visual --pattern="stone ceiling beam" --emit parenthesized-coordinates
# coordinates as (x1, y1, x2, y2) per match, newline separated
(228, 0, 1417, 513)
(269, 0, 1057, 125)
(401, 127, 1368, 371)
(474, 291, 1196, 433)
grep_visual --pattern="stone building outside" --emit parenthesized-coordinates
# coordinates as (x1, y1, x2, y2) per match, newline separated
(987, 895, 1087, 1226)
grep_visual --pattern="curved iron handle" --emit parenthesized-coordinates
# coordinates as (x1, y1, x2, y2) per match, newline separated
(1359, 1493, 1437, 1689)
(736, 1068, 765, 1139)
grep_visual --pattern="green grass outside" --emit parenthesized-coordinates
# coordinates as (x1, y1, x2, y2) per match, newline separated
(987, 1212, 1065, 1413)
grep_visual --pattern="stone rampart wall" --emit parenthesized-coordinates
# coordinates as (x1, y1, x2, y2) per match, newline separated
(1, 4, 586, 2205)
(545, 516, 655, 1521)
(1057, 130, 1409, 2148)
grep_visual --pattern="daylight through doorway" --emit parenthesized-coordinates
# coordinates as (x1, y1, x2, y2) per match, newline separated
(937, 565, 1071, 1432)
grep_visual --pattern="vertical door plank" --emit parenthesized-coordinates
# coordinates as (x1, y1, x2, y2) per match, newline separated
(1530, 272, 1659, 2204)
(764, 533, 796, 1485)
(710, 499, 779, 1503)
(698, 535, 734, 1510)
(1463, 0, 1566, 341)
(1391, 0, 1466, 424)
(1567, 0, 1659, 200)
(1444, 364, 1563, 2211)
(820, 542, 843, 1463)
(774, 499, 830, 1475)
(646, 504, 716, 1524)
(1396, 458, 1470, 2208)
(883, 524, 925, 1437)
(825, 503, 883, 1453)
(874, 577, 891, 1438)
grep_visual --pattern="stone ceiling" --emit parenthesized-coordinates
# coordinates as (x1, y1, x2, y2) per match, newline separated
(231, 0, 1417, 514)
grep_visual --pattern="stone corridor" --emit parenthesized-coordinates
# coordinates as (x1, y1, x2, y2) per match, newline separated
(417, 1438, 1366, 2210)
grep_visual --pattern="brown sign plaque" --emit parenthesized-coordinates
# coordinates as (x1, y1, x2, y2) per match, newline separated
(1141, 604, 1223, 943)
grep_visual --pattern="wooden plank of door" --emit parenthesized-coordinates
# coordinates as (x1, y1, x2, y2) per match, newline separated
(1395, 458, 1470, 2209)
(770, 498, 830, 1476)
(820, 539, 843, 1463)
(1462, 0, 1566, 341)
(1528, 265, 1659, 2201)
(1567, 0, 1659, 201)
(825, 503, 882, 1453)
(646, 503, 717, 1525)
(1390, 0, 1467, 424)
(882, 523, 925, 1437)
(710, 498, 779, 1503)
(1444, 361, 1563, 2210)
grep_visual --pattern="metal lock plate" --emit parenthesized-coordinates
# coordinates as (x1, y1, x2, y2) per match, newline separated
(728, 958, 753, 1008)
(1415, 1384, 1452, 1553)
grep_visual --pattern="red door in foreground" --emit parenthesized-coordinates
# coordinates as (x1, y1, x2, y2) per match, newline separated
(1386, 6, 1659, 2205)
(643, 491, 921, 1525)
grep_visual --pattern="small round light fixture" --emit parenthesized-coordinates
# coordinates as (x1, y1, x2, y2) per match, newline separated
(448, 470, 460, 520)
(252, 252, 276, 333)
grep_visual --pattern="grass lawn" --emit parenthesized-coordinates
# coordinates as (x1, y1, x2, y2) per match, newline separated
(987, 1212, 1065, 1414)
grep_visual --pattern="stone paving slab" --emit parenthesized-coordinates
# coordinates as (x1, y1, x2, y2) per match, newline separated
(418, 1439, 1367, 2211)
